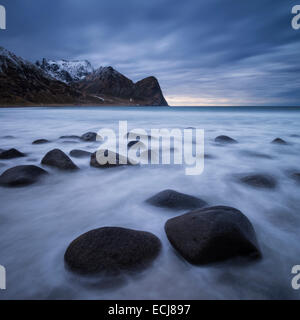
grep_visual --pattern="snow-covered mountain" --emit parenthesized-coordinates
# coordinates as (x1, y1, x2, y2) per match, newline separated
(36, 58, 94, 83)
(0, 46, 168, 106)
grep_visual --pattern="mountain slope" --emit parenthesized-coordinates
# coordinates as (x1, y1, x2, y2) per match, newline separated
(0, 47, 169, 106)
(36, 59, 93, 83)
(0, 47, 97, 105)
(77, 66, 168, 106)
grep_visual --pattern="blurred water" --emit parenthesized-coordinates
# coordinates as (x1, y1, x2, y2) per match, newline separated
(0, 106, 300, 300)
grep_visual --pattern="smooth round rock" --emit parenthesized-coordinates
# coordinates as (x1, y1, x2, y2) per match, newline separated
(41, 149, 78, 170)
(0, 148, 26, 159)
(271, 138, 287, 145)
(80, 132, 97, 142)
(32, 139, 50, 145)
(239, 174, 277, 189)
(90, 150, 137, 168)
(64, 227, 161, 275)
(215, 135, 237, 144)
(165, 206, 261, 265)
(146, 189, 207, 210)
(69, 149, 92, 158)
(0, 165, 48, 187)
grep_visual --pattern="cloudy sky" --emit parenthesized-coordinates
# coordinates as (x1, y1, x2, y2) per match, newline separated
(1, 0, 300, 106)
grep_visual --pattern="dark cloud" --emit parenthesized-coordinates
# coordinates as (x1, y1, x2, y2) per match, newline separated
(0, 0, 299, 105)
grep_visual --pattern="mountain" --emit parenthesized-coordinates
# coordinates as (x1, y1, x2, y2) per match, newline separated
(36, 59, 93, 83)
(77, 66, 168, 106)
(0, 47, 169, 106)
(0, 47, 99, 105)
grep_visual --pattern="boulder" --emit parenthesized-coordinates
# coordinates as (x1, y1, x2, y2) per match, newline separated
(291, 172, 300, 183)
(239, 174, 277, 189)
(64, 227, 161, 275)
(165, 206, 261, 265)
(80, 132, 97, 142)
(69, 149, 92, 158)
(146, 189, 207, 210)
(271, 138, 287, 145)
(41, 149, 78, 170)
(0, 148, 26, 159)
(90, 150, 137, 168)
(0, 165, 48, 187)
(215, 135, 237, 144)
(32, 139, 50, 145)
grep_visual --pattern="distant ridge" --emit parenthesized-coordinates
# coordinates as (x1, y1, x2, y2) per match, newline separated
(0, 47, 168, 107)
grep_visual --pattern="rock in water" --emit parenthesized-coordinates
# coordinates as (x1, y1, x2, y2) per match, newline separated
(291, 172, 300, 183)
(41, 149, 78, 170)
(0, 148, 26, 159)
(239, 174, 277, 189)
(32, 139, 50, 144)
(90, 150, 137, 168)
(64, 227, 161, 275)
(165, 206, 261, 265)
(80, 132, 97, 142)
(69, 149, 92, 158)
(0, 165, 48, 187)
(271, 138, 287, 145)
(146, 189, 207, 210)
(215, 135, 238, 144)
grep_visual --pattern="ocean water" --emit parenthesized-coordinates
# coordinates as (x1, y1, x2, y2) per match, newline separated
(0, 106, 300, 300)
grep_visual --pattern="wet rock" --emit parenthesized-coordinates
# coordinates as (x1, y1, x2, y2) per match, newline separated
(290, 134, 300, 138)
(64, 227, 161, 275)
(290, 172, 300, 183)
(2, 135, 15, 139)
(239, 174, 277, 189)
(165, 206, 261, 265)
(146, 189, 207, 210)
(0, 165, 48, 187)
(271, 138, 287, 145)
(69, 149, 92, 158)
(32, 139, 50, 145)
(128, 140, 139, 148)
(80, 132, 97, 142)
(90, 150, 137, 168)
(215, 135, 237, 144)
(0, 148, 26, 159)
(41, 149, 78, 170)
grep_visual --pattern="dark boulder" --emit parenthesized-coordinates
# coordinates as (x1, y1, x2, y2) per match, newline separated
(290, 172, 300, 183)
(90, 150, 137, 168)
(69, 149, 92, 158)
(165, 206, 261, 265)
(0, 148, 26, 159)
(64, 227, 161, 275)
(32, 139, 50, 145)
(80, 132, 97, 142)
(146, 189, 207, 210)
(41, 149, 78, 170)
(215, 135, 237, 144)
(0, 165, 48, 187)
(271, 138, 287, 145)
(127, 140, 139, 148)
(239, 174, 277, 189)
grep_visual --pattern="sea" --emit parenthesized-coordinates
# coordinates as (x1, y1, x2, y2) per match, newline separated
(0, 106, 300, 299)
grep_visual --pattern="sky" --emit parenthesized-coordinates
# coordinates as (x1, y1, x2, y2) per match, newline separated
(1, 0, 300, 106)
